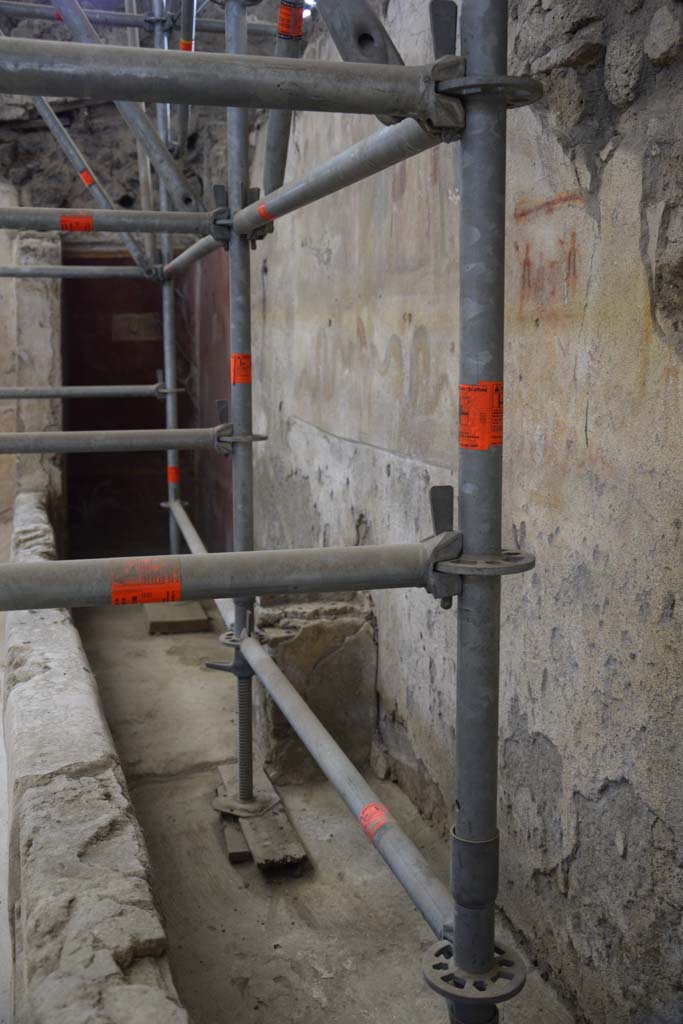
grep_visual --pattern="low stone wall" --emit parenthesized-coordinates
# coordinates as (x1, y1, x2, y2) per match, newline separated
(4, 491, 189, 1024)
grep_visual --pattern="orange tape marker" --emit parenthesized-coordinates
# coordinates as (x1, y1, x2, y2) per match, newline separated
(79, 169, 94, 188)
(111, 557, 181, 606)
(59, 214, 93, 233)
(277, 0, 304, 39)
(179, 38, 194, 51)
(167, 466, 180, 485)
(257, 203, 274, 222)
(458, 380, 503, 451)
(231, 353, 252, 385)
(359, 802, 390, 842)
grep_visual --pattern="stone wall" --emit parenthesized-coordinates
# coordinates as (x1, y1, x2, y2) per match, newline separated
(4, 492, 188, 1024)
(247, 3, 683, 1022)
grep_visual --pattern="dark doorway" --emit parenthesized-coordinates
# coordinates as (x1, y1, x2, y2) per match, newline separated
(62, 254, 194, 559)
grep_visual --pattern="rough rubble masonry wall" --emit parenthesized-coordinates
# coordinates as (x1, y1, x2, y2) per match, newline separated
(4, 492, 188, 1024)
(249, 2, 683, 1023)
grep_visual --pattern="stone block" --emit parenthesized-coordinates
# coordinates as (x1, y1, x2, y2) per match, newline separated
(254, 597, 377, 784)
(645, 3, 683, 66)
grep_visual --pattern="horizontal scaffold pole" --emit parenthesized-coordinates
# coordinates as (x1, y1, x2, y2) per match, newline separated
(0, 264, 153, 278)
(0, 2, 275, 36)
(0, 206, 209, 234)
(0, 541, 435, 611)
(0, 383, 167, 399)
(241, 636, 451, 938)
(0, 36, 463, 126)
(0, 425, 229, 452)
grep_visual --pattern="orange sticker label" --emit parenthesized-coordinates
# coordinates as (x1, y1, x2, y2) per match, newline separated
(458, 381, 503, 451)
(277, 0, 304, 38)
(79, 169, 94, 187)
(167, 465, 180, 485)
(257, 203, 274, 222)
(231, 353, 252, 385)
(111, 557, 181, 606)
(60, 214, 93, 233)
(359, 802, 389, 842)
(179, 38, 194, 51)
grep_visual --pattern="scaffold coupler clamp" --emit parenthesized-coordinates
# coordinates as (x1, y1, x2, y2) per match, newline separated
(424, 55, 466, 141)
(213, 423, 268, 455)
(210, 187, 232, 248)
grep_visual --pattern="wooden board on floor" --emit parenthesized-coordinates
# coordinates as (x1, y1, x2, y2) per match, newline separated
(216, 762, 308, 871)
(239, 803, 308, 870)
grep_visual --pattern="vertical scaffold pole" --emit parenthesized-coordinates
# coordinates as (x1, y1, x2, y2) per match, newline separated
(153, 0, 181, 554)
(452, 0, 507, 1020)
(226, 0, 254, 803)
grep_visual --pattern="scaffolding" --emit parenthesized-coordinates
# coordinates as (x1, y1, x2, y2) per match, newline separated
(0, 0, 543, 1019)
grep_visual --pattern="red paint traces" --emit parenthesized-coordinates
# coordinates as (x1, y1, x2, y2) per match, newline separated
(513, 191, 583, 221)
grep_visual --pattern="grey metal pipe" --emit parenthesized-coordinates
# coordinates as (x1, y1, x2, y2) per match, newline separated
(0, 265, 150, 277)
(262, 0, 303, 195)
(175, 0, 197, 153)
(0, 0, 272, 33)
(0, 425, 226, 452)
(241, 637, 451, 938)
(453, 0, 508, 993)
(152, 0, 181, 555)
(169, 499, 233, 629)
(162, 233, 220, 277)
(165, 118, 442, 275)
(226, 0, 254, 803)
(0, 206, 209, 234)
(0, 383, 165, 398)
(0, 541, 433, 611)
(124, 0, 155, 261)
(0, 36, 462, 126)
(28, 91, 154, 274)
(49, 0, 202, 211)
(236, 116, 441, 235)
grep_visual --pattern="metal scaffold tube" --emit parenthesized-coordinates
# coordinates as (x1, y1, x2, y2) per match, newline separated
(153, 0, 181, 554)
(0, 383, 167, 398)
(124, 0, 155, 262)
(0, 426, 230, 452)
(0, 541, 434, 611)
(26, 88, 154, 274)
(163, 117, 451, 278)
(0, 207, 209, 233)
(175, 0, 197, 153)
(0, 265, 152, 278)
(235, 116, 445, 235)
(0, 1, 276, 36)
(240, 636, 452, 938)
(163, 233, 220, 277)
(169, 499, 233, 627)
(226, 0, 254, 804)
(49, 0, 202, 211)
(0, 36, 463, 126)
(262, 0, 304, 196)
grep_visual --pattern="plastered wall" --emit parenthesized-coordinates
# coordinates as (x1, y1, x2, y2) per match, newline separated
(248, 3, 683, 1022)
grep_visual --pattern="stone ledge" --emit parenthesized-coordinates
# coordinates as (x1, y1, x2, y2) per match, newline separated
(4, 491, 189, 1023)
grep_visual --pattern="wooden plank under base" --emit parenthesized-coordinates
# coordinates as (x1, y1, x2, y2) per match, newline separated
(215, 762, 308, 871)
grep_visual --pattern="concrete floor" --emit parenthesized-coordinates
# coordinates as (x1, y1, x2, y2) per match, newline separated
(77, 603, 575, 1024)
